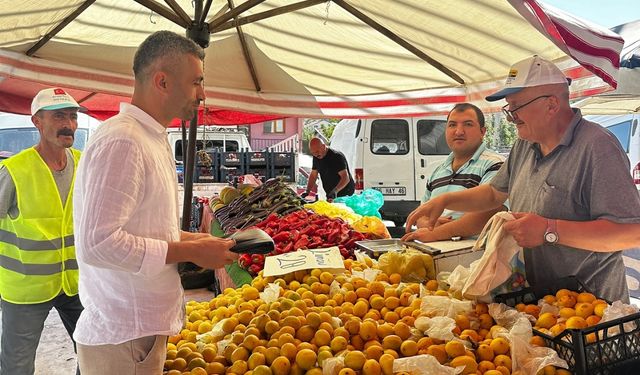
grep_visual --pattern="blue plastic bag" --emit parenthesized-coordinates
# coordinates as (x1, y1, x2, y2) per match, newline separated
(333, 189, 384, 218)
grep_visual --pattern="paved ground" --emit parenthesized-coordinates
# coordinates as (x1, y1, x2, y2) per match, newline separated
(0, 288, 216, 374)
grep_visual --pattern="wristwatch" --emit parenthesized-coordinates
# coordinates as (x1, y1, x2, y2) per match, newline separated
(544, 219, 559, 244)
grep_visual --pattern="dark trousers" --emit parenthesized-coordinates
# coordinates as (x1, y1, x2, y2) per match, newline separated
(1, 293, 83, 375)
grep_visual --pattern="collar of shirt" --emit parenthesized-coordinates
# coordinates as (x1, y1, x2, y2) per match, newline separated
(444, 142, 487, 173)
(119, 102, 168, 136)
(558, 108, 584, 147)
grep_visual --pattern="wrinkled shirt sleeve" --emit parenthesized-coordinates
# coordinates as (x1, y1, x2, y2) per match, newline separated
(75, 137, 168, 276)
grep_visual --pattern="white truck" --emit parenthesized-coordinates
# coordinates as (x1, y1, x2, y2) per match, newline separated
(330, 116, 450, 226)
(167, 126, 300, 203)
(588, 114, 640, 192)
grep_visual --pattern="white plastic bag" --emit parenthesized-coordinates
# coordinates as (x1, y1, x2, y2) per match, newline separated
(322, 355, 345, 375)
(462, 212, 527, 300)
(447, 264, 474, 294)
(489, 303, 568, 375)
(414, 316, 457, 341)
(420, 295, 473, 318)
(259, 283, 281, 304)
(600, 300, 639, 335)
(393, 354, 463, 375)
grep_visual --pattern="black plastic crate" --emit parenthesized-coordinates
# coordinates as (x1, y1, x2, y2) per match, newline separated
(220, 152, 243, 167)
(271, 151, 294, 167)
(245, 151, 269, 166)
(271, 167, 295, 182)
(494, 277, 640, 375)
(220, 166, 242, 183)
(245, 167, 268, 180)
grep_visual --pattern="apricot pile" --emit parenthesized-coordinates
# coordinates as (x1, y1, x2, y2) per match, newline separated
(518, 289, 609, 345)
(163, 259, 567, 375)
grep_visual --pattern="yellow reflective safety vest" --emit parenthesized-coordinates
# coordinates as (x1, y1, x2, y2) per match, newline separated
(0, 147, 81, 304)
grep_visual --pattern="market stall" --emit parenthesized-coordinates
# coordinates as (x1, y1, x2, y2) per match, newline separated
(166, 249, 640, 375)
(170, 175, 640, 375)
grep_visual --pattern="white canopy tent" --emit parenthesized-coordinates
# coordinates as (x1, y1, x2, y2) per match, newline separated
(0, 0, 624, 121)
(575, 20, 640, 115)
(0, 0, 626, 229)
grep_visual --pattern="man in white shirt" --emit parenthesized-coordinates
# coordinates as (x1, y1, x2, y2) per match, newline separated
(73, 31, 238, 374)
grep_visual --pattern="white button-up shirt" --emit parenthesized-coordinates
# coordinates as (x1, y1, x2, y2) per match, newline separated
(73, 103, 184, 345)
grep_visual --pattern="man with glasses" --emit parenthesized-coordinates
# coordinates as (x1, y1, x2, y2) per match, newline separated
(406, 55, 640, 302)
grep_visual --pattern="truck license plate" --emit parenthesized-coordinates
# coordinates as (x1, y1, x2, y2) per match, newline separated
(373, 186, 406, 196)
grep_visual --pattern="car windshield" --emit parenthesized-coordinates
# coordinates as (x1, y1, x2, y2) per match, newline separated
(0, 128, 90, 155)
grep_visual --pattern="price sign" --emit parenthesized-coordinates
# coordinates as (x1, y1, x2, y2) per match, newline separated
(263, 247, 345, 277)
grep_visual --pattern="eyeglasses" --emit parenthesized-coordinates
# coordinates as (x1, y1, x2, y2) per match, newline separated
(501, 95, 551, 122)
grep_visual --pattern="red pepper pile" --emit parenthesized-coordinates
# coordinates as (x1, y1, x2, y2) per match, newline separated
(238, 253, 264, 276)
(236, 210, 371, 275)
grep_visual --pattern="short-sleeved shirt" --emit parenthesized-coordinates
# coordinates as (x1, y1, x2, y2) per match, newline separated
(490, 109, 640, 302)
(0, 148, 75, 219)
(312, 148, 355, 197)
(423, 143, 505, 219)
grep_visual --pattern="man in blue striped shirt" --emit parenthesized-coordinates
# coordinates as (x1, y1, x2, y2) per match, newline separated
(403, 103, 506, 242)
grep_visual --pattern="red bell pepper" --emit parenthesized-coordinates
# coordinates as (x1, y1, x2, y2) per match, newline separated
(238, 254, 252, 269)
(294, 235, 310, 250)
(251, 254, 265, 265)
(282, 242, 294, 253)
(271, 231, 291, 243)
(248, 263, 262, 275)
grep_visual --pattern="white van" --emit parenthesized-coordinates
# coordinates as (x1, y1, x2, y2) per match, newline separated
(166, 126, 252, 164)
(330, 117, 450, 226)
(0, 112, 99, 159)
(588, 114, 640, 192)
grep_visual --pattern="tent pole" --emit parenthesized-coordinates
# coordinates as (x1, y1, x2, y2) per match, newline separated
(181, 120, 188, 167)
(181, 114, 199, 231)
(181, 0, 211, 232)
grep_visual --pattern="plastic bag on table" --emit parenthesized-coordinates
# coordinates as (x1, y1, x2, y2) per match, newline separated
(351, 268, 381, 282)
(393, 354, 463, 375)
(446, 263, 475, 295)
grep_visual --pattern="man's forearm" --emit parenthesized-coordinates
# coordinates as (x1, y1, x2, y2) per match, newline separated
(558, 220, 640, 252)
(445, 185, 506, 212)
(421, 208, 504, 240)
(305, 172, 318, 193)
(166, 240, 197, 264)
(332, 175, 350, 195)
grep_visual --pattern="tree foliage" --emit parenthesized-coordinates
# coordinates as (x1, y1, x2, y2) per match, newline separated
(302, 119, 340, 153)
(484, 114, 517, 152)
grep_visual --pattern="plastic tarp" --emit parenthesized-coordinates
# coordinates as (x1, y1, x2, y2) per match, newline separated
(575, 20, 640, 115)
(0, 0, 624, 123)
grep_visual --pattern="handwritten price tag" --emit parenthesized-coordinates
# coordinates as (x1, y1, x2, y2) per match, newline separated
(263, 247, 345, 277)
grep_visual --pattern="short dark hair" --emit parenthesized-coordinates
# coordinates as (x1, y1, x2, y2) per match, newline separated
(133, 31, 205, 82)
(448, 103, 485, 128)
